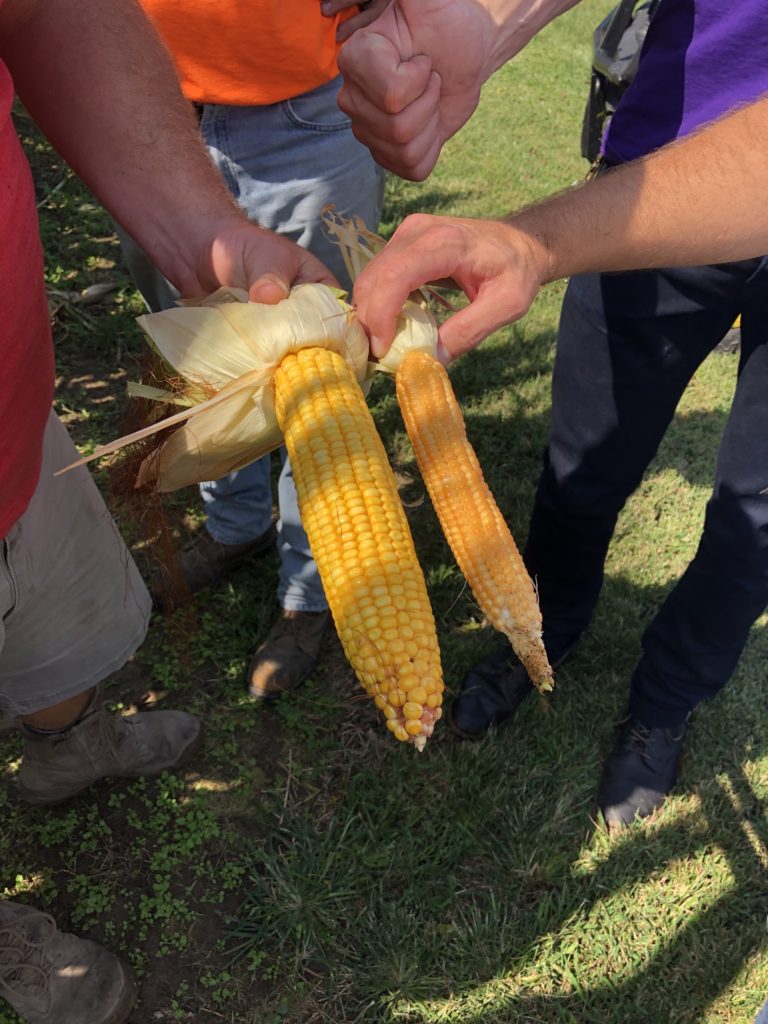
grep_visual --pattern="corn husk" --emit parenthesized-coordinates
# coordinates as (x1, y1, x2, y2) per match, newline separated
(57, 215, 438, 492)
(322, 207, 438, 374)
(58, 282, 370, 491)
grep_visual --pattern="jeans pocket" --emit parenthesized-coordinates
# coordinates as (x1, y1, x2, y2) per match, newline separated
(283, 77, 352, 133)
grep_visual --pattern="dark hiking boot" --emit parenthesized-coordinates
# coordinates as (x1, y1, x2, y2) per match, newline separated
(178, 524, 276, 591)
(17, 701, 201, 805)
(0, 900, 136, 1023)
(246, 609, 331, 701)
(597, 714, 687, 830)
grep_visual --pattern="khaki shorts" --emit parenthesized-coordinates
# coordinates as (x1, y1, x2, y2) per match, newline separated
(0, 412, 151, 717)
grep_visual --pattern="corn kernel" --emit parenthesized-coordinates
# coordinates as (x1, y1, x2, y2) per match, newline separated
(403, 701, 423, 720)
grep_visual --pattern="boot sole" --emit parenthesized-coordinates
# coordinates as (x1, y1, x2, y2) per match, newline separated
(106, 960, 139, 1024)
(16, 725, 204, 806)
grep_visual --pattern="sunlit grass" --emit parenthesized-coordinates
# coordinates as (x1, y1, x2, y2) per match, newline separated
(2, 3, 767, 1022)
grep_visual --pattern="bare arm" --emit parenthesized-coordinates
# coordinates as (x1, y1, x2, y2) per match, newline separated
(353, 96, 768, 361)
(0, 0, 334, 301)
(337, 0, 579, 180)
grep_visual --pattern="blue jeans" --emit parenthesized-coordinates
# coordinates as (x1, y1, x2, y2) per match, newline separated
(523, 258, 768, 726)
(118, 76, 385, 611)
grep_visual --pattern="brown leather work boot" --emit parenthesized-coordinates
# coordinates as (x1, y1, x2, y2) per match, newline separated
(0, 900, 136, 1023)
(178, 524, 276, 591)
(17, 700, 201, 806)
(246, 609, 330, 700)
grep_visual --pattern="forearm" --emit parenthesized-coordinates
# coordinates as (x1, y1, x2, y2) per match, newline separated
(511, 97, 768, 280)
(481, 0, 582, 77)
(0, 0, 243, 292)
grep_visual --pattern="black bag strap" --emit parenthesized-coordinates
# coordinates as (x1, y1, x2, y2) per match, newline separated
(580, 0, 661, 163)
(600, 0, 641, 56)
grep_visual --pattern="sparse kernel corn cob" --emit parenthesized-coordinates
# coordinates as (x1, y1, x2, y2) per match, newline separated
(274, 346, 444, 749)
(395, 350, 553, 692)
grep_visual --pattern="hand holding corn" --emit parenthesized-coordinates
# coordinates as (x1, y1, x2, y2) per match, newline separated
(60, 214, 553, 748)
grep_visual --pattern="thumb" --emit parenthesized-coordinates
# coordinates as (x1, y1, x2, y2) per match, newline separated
(248, 272, 291, 304)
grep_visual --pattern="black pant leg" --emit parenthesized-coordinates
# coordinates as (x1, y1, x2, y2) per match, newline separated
(630, 260, 768, 725)
(525, 264, 745, 661)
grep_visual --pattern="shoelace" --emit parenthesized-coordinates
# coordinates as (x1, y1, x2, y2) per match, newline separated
(623, 720, 653, 756)
(0, 911, 55, 1011)
(96, 708, 133, 772)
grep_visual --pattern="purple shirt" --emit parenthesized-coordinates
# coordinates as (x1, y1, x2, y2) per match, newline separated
(604, 0, 768, 164)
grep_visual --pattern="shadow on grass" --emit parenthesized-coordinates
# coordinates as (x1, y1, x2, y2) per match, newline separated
(1, 580, 766, 1023)
(380, 183, 474, 232)
(211, 573, 768, 1023)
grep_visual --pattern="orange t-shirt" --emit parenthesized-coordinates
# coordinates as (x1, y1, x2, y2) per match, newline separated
(141, 1, 355, 106)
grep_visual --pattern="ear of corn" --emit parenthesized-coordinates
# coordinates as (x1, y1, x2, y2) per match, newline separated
(274, 346, 444, 749)
(58, 211, 551, 746)
(57, 283, 370, 489)
(395, 350, 553, 693)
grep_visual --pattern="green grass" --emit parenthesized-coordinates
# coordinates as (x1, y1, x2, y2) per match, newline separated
(3, 3, 768, 1022)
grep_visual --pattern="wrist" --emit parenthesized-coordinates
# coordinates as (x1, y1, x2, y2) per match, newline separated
(151, 210, 249, 297)
(483, 0, 581, 78)
(499, 212, 554, 289)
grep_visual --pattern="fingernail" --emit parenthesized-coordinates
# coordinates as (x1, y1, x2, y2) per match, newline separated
(436, 341, 451, 366)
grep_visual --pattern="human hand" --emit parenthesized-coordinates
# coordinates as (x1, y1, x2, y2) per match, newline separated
(320, 0, 394, 44)
(352, 213, 550, 363)
(337, 0, 496, 180)
(176, 218, 338, 304)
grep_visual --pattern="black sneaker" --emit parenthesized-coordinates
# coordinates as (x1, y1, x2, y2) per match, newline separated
(448, 644, 534, 738)
(448, 641, 572, 739)
(597, 714, 687, 830)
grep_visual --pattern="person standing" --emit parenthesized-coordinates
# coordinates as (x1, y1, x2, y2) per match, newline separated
(119, 0, 389, 702)
(340, 0, 768, 828)
(0, 0, 334, 1018)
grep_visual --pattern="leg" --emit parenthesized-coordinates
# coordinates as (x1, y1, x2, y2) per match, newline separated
(203, 81, 383, 693)
(451, 262, 748, 738)
(598, 258, 768, 827)
(0, 413, 200, 805)
(629, 267, 768, 725)
(176, 80, 385, 592)
(276, 453, 326, 613)
(202, 80, 383, 559)
(204, 77, 385, 290)
(246, 452, 330, 700)
(526, 264, 745, 657)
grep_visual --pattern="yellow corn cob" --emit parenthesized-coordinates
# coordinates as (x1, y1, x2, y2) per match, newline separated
(274, 346, 444, 749)
(395, 350, 553, 692)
